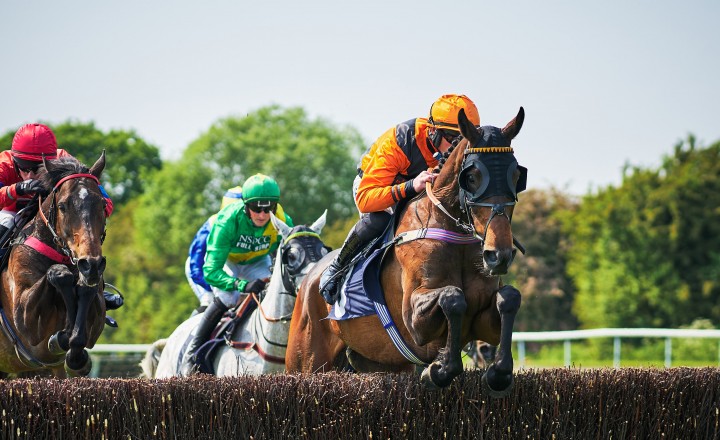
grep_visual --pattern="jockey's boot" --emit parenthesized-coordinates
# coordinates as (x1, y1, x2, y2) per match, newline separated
(179, 297, 229, 376)
(103, 283, 125, 310)
(103, 291, 124, 310)
(319, 228, 368, 305)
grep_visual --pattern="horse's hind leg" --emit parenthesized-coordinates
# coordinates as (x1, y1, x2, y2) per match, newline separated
(407, 286, 467, 389)
(482, 285, 521, 398)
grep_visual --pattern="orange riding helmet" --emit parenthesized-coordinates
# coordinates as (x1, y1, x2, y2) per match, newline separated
(428, 94, 480, 132)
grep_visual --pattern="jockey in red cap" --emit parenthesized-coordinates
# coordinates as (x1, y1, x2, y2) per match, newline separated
(0, 123, 121, 311)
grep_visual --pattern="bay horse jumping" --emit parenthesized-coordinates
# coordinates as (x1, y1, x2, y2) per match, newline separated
(286, 108, 526, 396)
(0, 154, 109, 378)
(145, 211, 328, 378)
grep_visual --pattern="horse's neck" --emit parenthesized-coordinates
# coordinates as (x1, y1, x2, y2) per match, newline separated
(260, 249, 294, 315)
(420, 169, 463, 226)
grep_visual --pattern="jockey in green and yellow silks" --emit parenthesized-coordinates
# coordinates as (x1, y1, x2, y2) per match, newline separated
(181, 173, 293, 376)
(203, 198, 292, 291)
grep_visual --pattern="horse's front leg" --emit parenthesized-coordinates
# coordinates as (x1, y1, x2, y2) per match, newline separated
(405, 286, 467, 389)
(64, 285, 97, 375)
(45, 264, 76, 354)
(482, 285, 521, 398)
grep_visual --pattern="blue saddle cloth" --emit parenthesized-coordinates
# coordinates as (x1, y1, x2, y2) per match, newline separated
(328, 233, 390, 321)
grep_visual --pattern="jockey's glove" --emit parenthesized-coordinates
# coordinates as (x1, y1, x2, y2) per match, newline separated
(15, 179, 43, 196)
(243, 278, 267, 294)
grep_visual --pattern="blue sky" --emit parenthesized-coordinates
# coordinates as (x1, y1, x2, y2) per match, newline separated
(1, 1, 718, 195)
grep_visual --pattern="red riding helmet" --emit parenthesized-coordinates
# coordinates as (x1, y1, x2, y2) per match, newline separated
(11, 123, 58, 162)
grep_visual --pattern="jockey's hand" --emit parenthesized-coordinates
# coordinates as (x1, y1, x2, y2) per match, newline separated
(412, 171, 436, 193)
(15, 179, 43, 196)
(243, 278, 268, 294)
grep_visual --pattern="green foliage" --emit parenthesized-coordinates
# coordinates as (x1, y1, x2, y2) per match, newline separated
(321, 216, 359, 250)
(502, 188, 579, 331)
(566, 137, 720, 329)
(137, 105, 363, 260)
(0, 121, 162, 204)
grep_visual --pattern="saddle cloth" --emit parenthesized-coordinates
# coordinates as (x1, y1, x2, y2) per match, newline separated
(327, 230, 393, 321)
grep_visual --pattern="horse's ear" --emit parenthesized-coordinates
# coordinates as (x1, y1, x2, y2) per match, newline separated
(458, 108, 479, 144)
(309, 210, 327, 234)
(501, 107, 525, 141)
(89, 150, 106, 178)
(270, 212, 292, 238)
(42, 155, 53, 173)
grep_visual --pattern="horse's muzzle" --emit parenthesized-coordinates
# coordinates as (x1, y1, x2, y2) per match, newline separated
(77, 256, 106, 286)
(483, 248, 516, 275)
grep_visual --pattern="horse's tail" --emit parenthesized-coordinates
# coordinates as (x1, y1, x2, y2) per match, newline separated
(139, 338, 167, 378)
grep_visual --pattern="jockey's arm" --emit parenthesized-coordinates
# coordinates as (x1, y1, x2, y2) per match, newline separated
(203, 218, 246, 292)
(355, 143, 416, 214)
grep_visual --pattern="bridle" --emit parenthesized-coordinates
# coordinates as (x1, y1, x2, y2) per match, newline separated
(278, 230, 324, 295)
(425, 140, 528, 254)
(37, 173, 105, 266)
(241, 228, 324, 362)
(253, 229, 323, 323)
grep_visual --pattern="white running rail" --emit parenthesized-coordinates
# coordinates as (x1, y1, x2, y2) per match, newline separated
(514, 328, 720, 368)
(89, 328, 720, 373)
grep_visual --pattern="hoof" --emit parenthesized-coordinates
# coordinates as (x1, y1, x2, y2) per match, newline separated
(66, 349, 92, 376)
(420, 365, 440, 390)
(482, 366, 514, 398)
(48, 332, 69, 355)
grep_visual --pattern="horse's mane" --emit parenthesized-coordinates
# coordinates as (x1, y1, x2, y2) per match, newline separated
(37, 157, 90, 194)
(431, 137, 469, 203)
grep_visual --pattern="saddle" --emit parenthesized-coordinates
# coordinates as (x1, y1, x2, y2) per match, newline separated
(194, 294, 259, 374)
(328, 220, 397, 321)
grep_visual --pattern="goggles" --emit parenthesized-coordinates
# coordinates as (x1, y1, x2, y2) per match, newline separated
(440, 130, 460, 144)
(14, 160, 43, 173)
(247, 201, 277, 214)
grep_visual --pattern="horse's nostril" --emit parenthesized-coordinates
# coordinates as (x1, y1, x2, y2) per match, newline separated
(77, 259, 91, 275)
(483, 250, 499, 266)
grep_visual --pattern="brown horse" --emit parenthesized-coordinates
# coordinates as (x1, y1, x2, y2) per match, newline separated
(287, 108, 526, 396)
(0, 153, 108, 378)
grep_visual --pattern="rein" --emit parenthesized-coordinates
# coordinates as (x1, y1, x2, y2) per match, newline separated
(252, 230, 322, 323)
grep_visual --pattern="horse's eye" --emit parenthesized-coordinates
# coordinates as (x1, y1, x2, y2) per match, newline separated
(286, 248, 303, 269)
(57, 202, 67, 212)
(466, 174, 477, 186)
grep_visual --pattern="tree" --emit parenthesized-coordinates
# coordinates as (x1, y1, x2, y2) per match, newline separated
(135, 105, 363, 261)
(0, 121, 162, 204)
(566, 136, 720, 328)
(502, 188, 579, 332)
(102, 105, 365, 342)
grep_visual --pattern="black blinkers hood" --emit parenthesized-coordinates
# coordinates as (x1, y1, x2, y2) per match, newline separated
(458, 127, 528, 203)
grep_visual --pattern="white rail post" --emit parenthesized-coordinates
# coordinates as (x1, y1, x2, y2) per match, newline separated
(564, 340, 571, 366)
(517, 341, 526, 368)
(613, 337, 621, 368)
(664, 337, 672, 368)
